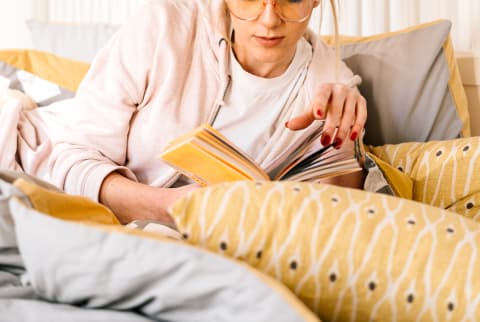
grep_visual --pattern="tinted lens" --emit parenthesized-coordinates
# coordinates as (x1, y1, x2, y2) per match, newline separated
(228, 0, 311, 22)
(278, 0, 310, 21)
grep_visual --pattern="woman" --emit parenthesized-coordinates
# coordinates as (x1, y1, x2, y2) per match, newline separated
(47, 0, 367, 224)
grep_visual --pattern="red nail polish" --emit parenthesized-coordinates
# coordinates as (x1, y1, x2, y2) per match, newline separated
(321, 134, 331, 146)
(350, 132, 358, 141)
(334, 138, 343, 149)
(316, 110, 323, 118)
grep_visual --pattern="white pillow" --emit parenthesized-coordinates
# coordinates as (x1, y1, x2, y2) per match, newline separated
(27, 20, 120, 63)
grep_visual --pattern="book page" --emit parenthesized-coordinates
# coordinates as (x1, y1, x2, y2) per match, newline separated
(265, 124, 324, 178)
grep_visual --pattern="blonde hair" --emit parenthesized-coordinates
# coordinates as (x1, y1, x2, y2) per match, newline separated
(330, 0, 341, 82)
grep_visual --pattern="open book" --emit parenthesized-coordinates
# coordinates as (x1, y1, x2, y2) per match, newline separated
(160, 123, 365, 186)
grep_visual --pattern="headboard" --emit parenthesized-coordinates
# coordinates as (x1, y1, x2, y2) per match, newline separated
(28, 0, 146, 62)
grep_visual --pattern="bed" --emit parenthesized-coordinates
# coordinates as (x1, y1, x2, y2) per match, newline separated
(1, 13, 480, 322)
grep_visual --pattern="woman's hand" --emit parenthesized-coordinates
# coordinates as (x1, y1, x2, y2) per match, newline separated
(285, 83, 367, 148)
(100, 172, 201, 225)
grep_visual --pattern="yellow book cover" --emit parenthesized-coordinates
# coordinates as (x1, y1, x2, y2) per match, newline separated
(160, 123, 365, 186)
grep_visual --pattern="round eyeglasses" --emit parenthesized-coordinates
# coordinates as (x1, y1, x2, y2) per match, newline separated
(226, 0, 314, 23)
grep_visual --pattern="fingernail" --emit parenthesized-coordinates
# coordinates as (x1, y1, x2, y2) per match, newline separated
(321, 134, 331, 146)
(350, 131, 358, 141)
(316, 109, 323, 118)
(285, 121, 289, 128)
(334, 138, 343, 149)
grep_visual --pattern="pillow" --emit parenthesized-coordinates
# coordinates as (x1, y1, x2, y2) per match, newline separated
(0, 49, 89, 94)
(27, 20, 120, 63)
(367, 136, 480, 217)
(1, 171, 319, 322)
(170, 180, 480, 321)
(326, 20, 470, 145)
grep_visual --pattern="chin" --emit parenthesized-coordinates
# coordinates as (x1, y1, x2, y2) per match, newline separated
(252, 48, 286, 64)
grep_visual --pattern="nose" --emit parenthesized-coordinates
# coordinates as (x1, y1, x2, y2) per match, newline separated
(259, 0, 282, 26)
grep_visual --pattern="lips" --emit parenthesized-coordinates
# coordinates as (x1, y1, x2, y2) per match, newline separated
(254, 35, 284, 47)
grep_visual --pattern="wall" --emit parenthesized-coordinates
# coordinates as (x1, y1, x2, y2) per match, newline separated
(457, 54, 480, 136)
(0, 0, 33, 49)
(314, 0, 480, 53)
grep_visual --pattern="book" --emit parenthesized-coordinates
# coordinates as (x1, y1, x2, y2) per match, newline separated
(159, 123, 365, 186)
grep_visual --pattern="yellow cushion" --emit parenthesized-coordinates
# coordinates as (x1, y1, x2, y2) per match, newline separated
(13, 178, 120, 225)
(170, 180, 480, 320)
(0, 49, 89, 92)
(368, 136, 480, 218)
(366, 151, 413, 200)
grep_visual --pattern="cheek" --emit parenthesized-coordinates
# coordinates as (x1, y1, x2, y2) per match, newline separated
(286, 28, 307, 46)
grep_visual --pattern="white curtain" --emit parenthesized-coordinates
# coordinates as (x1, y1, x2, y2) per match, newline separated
(44, 0, 146, 25)
(34, 0, 479, 53)
(311, 0, 480, 53)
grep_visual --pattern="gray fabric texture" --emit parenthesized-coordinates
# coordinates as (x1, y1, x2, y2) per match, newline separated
(0, 299, 154, 322)
(341, 20, 464, 145)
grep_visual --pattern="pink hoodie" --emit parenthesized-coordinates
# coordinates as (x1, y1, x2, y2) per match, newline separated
(42, 0, 360, 201)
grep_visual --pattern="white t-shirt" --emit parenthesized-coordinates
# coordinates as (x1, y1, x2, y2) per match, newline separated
(214, 38, 313, 159)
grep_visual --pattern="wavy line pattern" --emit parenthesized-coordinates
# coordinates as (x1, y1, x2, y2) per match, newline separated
(368, 136, 480, 220)
(171, 179, 480, 321)
(170, 137, 480, 320)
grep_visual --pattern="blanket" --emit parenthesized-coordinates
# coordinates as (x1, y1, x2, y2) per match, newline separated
(0, 171, 318, 322)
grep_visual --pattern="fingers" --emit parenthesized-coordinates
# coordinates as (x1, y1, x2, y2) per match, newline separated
(286, 84, 367, 149)
(285, 83, 332, 131)
(312, 83, 333, 120)
(331, 89, 357, 148)
(322, 84, 347, 147)
(350, 95, 367, 141)
(285, 111, 315, 131)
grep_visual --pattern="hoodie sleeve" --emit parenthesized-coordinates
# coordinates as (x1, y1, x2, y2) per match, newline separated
(48, 2, 164, 201)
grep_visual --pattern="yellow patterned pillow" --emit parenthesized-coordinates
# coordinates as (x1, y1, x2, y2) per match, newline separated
(368, 136, 480, 219)
(169, 180, 480, 321)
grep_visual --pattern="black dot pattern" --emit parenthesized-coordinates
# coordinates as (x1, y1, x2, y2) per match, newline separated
(448, 302, 455, 312)
(467, 202, 475, 210)
(408, 219, 416, 225)
(220, 242, 227, 251)
(182, 233, 189, 240)
(367, 209, 375, 215)
(290, 261, 298, 270)
(397, 166, 404, 172)
(368, 281, 376, 291)
(463, 145, 470, 152)
(407, 294, 414, 303)
(329, 273, 337, 283)
(256, 250, 262, 259)
(331, 197, 339, 203)
(293, 187, 301, 192)
(436, 150, 443, 157)
(447, 227, 455, 234)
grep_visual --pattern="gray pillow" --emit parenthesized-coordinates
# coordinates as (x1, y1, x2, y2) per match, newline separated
(0, 61, 74, 106)
(26, 20, 120, 63)
(340, 20, 470, 145)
